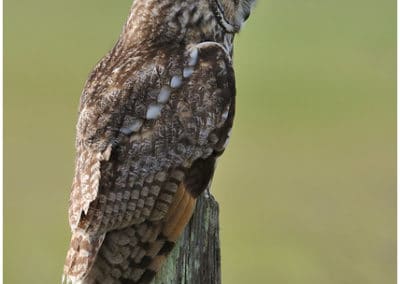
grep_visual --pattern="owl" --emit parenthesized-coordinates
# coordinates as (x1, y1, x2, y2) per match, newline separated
(63, 0, 255, 283)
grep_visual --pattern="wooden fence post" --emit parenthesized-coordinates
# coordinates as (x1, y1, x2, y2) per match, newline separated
(153, 190, 221, 284)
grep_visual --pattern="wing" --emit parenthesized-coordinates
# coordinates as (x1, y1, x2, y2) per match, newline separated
(64, 42, 235, 283)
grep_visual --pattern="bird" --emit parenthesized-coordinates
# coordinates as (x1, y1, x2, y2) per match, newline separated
(63, 0, 255, 283)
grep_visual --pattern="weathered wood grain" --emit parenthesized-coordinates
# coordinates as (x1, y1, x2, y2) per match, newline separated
(153, 190, 221, 284)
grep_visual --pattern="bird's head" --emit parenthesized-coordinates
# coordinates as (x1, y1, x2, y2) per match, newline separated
(212, 0, 256, 33)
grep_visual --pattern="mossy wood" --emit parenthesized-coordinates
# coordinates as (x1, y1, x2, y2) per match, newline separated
(153, 191, 221, 284)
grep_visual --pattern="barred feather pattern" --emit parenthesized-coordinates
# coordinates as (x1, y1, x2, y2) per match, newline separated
(63, 0, 255, 283)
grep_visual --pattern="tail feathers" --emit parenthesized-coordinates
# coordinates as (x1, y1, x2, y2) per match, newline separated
(63, 184, 197, 284)
(85, 223, 165, 283)
(63, 231, 105, 284)
(85, 184, 197, 284)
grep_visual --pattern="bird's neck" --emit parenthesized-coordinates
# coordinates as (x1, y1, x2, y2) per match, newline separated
(117, 0, 233, 54)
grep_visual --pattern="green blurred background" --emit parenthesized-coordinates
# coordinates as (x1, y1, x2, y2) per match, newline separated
(4, 0, 396, 283)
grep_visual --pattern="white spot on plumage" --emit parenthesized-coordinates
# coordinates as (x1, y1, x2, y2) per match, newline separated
(120, 119, 143, 135)
(183, 66, 194, 78)
(112, 67, 121, 73)
(170, 75, 182, 89)
(79, 250, 90, 257)
(179, 9, 190, 27)
(101, 144, 113, 160)
(222, 109, 229, 120)
(188, 48, 199, 66)
(157, 86, 171, 103)
(223, 136, 231, 149)
(146, 104, 163, 119)
(223, 129, 233, 149)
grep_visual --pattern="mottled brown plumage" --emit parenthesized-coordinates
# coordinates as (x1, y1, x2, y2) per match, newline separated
(63, 0, 255, 283)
